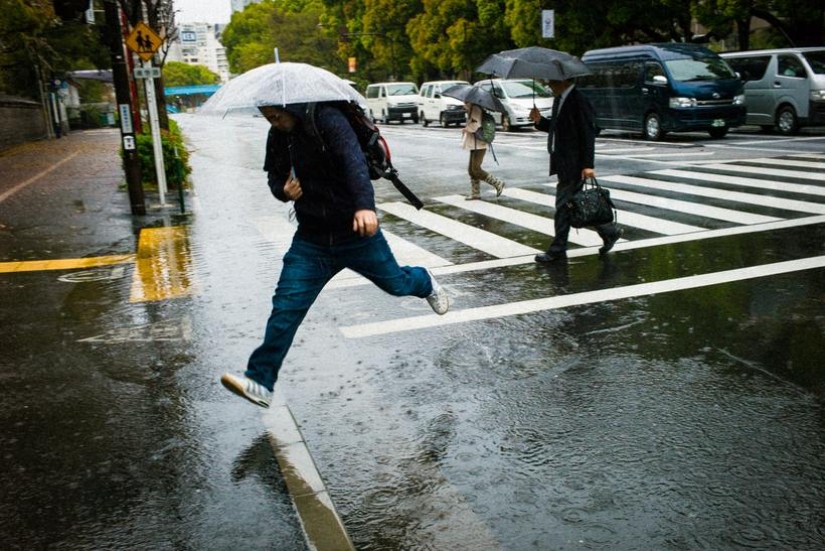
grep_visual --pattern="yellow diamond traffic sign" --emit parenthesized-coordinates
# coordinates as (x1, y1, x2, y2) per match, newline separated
(126, 21, 162, 62)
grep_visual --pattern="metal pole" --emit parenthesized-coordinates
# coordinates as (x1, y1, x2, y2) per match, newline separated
(104, 0, 145, 215)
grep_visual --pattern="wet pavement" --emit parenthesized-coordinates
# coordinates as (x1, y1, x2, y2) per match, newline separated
(1, 121, 824, 550)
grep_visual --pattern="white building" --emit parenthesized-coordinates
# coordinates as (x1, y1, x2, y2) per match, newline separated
(166, 22, 230, 83)
(231, 0, 261, 13)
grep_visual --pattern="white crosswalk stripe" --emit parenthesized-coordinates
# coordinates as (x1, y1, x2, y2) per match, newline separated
(378, 201, 540, 258)
(602, 174, 825, 215)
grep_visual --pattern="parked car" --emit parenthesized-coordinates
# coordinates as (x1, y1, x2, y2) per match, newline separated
(364, 82, 419, 124)
(579, 43, 746, 140)
(473, 78, 554, 131)
(418, 80, 469, 126)
(720, 47, 825, 135)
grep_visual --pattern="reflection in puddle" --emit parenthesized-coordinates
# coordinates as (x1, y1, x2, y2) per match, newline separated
(130, 226, 196, 302)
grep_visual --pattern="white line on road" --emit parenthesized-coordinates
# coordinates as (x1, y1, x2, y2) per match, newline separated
(603, 174, 825, 215)
(378, 201, 540, 258)
(697, 162, 825, 182)
(435, 194, 605, 246)
(503, 187, 703, 236)
(0, 151, 79, 204)
(653, 168, 825, 197)
(341, 255, 825, 338)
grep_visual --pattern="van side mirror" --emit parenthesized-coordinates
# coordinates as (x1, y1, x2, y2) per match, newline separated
(434, 93, 442, 98)
(652, 75, 667, 84)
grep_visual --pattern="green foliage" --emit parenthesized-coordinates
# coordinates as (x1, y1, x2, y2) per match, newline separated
(222, 0, 340, 74)
(134, 119, 192, 189)
(0, 0, 109, 99)
(163, 61, 220, 87)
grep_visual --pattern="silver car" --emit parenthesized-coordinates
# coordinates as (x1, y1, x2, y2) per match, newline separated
(474, 78, 554, 131)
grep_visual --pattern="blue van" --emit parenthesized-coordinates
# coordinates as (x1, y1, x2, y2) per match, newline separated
(579, 43, 746, 140)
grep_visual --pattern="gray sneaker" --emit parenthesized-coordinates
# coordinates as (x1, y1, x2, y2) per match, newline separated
(221, 373, 272, 408)
(425, 269, 450, 315)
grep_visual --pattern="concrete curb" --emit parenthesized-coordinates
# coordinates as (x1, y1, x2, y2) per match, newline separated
(261, 390, 355, 551)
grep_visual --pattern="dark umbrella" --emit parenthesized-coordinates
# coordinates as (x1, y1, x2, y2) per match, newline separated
(441, 83, 506, 113)
(476, 47, 591, 81)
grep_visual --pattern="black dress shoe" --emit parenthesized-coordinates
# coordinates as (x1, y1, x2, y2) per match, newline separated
(535, 251, 567, 263)
(599, 228, 623, 255)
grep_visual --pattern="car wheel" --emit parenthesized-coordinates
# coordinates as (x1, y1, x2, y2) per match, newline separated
(501, 115, 511, 132)
(776, 105, 799, 135)
(420, 111, 428, 127)
(708, 126, 728, 139)
(440, 113, 447, 127)
(643, 112, 663, 141)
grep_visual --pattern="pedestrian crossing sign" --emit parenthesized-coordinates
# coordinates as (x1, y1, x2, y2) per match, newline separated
(126, 21, 162, 62)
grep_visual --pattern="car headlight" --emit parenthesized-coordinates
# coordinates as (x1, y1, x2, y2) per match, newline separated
(669, 97, 696, 108)
(811, 89, 825, 102)
(510, 105, 530, 116)
(733, 94, 745, 105)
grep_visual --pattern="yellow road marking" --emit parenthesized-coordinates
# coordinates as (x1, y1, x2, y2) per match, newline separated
(129, 226, 196, 302)
(0, 255, 134, 273)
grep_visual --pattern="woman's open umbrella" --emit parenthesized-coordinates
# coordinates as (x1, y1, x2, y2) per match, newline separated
(200, 62, 366, 114)
(441, 83, 506, 112)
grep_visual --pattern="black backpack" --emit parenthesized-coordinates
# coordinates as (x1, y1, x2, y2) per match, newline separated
(304, 101, 423, 209)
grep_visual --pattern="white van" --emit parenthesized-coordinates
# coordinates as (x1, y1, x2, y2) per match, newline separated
(473, 78, 554, 131)
(364, 82, 419, 124)
(721, 48, 825, 134)
(418, 80, 469, 127)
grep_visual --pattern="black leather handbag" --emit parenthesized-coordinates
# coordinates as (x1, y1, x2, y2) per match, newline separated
(567, 178, 616, 228)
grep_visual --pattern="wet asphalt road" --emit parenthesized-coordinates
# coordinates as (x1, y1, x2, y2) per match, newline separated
(1, 119, 824, 550)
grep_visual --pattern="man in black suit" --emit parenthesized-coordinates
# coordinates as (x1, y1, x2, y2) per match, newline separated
(529, 79, 621, 263)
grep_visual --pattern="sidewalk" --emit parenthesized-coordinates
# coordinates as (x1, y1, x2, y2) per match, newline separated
(0, 129, 152, 265)
(0, 129, 353, 550)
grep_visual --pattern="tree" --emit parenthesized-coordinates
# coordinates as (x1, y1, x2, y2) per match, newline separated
(162, 61, 219, 87)
(222, 0, 340, 75)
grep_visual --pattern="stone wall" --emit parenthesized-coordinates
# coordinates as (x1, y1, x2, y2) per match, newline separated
(0, 97, 49, 152)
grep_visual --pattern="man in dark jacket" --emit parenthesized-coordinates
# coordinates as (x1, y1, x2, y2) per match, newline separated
(221, 102, 449, 409)
(529, 79, 621, 263)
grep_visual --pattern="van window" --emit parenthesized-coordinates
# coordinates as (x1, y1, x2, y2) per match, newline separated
(579, 62, 640, 89)
(366, 86, 381, 99)
(725, 56, 771, 81)
(803, 51, 825, 74)
(777, 54, 806, 78)
(644, 62, 666, 83)
(664, 53, 736, 82)
(386, 83, 417, 95)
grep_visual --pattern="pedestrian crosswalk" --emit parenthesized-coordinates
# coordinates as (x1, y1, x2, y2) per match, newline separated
(253, 154, 825, 327)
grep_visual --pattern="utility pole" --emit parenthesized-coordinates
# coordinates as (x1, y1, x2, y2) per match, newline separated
(104, 0, 145, 215)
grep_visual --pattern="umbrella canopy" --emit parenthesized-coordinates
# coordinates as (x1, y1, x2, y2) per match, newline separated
(476, 47, 591, 81)
(200, 62, 366, 114)
(441, 83, 506, 113)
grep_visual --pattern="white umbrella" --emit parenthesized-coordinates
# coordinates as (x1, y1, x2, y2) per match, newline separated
(200, 62, 366, 114)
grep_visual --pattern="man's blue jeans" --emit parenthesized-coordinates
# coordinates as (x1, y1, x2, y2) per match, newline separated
(246, 230, 433, 391)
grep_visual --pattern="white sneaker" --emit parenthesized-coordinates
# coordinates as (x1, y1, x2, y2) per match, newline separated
(425, 269, 450, 315)
(220, 373, 272, 408)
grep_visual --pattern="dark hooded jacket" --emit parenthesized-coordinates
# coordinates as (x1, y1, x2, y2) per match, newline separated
(263, 102, 376, 244)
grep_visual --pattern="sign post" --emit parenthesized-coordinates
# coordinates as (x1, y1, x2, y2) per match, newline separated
(126, 22, 168, 206)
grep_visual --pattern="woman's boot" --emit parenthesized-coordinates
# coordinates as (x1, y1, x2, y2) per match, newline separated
(466, 179, 481, 200)
(484, 174, 506, 197)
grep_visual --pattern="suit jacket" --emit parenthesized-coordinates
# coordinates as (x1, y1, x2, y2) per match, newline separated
(535, 86, 597, 183)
